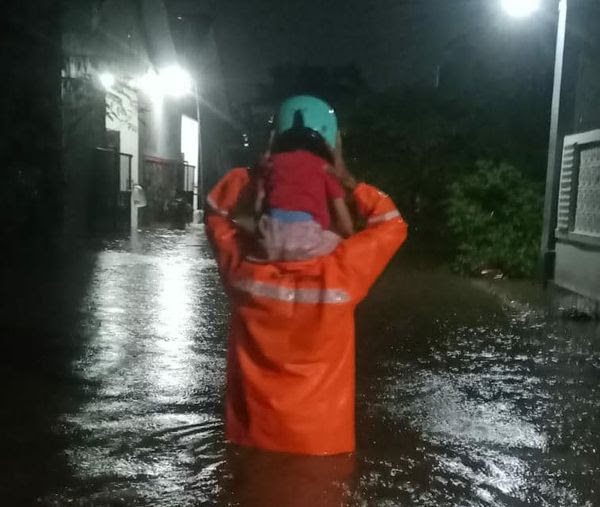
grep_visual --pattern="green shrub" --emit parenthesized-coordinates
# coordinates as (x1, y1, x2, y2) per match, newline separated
(447, 161, 544, 278)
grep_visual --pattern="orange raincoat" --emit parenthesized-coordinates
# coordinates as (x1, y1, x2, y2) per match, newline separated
(206, 168, 408, 455)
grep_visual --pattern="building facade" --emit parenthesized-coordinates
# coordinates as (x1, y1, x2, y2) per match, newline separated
(61, 0, 231, 233)
(542, 0, 600, 314)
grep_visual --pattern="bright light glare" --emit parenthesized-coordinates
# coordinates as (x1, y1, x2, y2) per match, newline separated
(136, 65, 193, 101)
(159, 65, 193, 97)
(137, 69, 163, 103)
(99, 72, 116, 90)
(501, 0, 541, 18)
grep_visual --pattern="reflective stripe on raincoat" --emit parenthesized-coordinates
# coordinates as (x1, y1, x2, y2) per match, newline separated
(205, 168, 408, 455)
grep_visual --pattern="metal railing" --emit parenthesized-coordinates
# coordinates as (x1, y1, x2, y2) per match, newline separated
(94, 147, 133, 190)
(183, 163, 195, 193)
(140, 156, 194, 224)
(91, 147, 134, 232)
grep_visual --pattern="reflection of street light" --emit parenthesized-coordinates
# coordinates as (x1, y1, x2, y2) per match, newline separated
(501, 0, 541, 18)
(99, 72, 116, 90)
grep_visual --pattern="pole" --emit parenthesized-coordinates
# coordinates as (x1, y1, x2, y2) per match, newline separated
(541, 0, 568, 280)
(192, 81, 204, 224)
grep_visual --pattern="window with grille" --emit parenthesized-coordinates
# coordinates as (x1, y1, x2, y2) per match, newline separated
(574, 144, 600, 236)
(557, 130, 600, 241)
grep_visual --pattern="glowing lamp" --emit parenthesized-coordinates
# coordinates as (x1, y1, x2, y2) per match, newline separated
(501, 0, 542, 18)
(99, 72, 116, 90)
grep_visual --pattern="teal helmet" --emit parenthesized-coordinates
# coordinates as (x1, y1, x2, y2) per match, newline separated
(276, 95, 338, 149)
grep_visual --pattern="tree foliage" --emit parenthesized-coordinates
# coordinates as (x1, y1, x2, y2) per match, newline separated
(259, 63, 367, 108)
(2, 0, 63, 250)
(447, 161, 544, 277)
(341, 85, 549, 263)
(342, 90, 464, 231)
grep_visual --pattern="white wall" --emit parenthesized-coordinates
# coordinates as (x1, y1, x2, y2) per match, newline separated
(181, 115, 199, 193)
(181, 115, 199, 168)
(106, 90, 140, 228)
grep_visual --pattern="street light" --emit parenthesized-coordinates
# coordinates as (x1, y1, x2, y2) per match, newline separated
(99, 72, 116, 91)
(159, 65, 193, 98)
(137, 65, 193, 102)
(136, 64, 203, 222)
(501, 0, 542, 18)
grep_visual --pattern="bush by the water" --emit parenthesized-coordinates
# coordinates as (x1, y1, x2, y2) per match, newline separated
(447, 161, 544, 278)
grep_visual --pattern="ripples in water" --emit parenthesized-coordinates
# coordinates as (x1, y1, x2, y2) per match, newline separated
(9, 229, 599, 506)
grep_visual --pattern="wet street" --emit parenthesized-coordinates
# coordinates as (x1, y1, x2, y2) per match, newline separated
(2, 228, 600, 506)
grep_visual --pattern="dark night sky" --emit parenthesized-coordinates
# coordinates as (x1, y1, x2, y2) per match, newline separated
(213, 0, 558, 104)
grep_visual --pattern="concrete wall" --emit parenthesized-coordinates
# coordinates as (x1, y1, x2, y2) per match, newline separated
(140, 97, 182, 162)
(106, 91, 139, 228)
(137, 95, 185, 225)
(546, 1, 600, 307)
(62, 80, 106, 234)
(106, 92, 139, 182)
(181, 115, 199, 170)
(555, 242, 600, 302)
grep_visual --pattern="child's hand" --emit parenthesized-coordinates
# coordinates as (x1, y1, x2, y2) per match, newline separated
(332, 197, 355, 238)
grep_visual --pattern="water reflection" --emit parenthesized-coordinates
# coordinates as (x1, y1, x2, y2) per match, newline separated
(397, 370, 547, 450)
(356, 303, 598, 505)
(19, 230, 599, 505)
(151, 256, 195, 396)
(219, 446, 356, 507)
(58, 230, 229, 504)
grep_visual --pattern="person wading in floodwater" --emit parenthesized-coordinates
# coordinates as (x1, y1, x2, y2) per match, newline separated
(205, 95, 408, 456)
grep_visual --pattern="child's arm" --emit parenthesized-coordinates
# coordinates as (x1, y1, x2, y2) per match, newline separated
(252, 154, 272, 217)
(324, 146, 355, 237)
(332, 197, 354, 238)
(324, 165, 354, 238)
(254, 177, 266, 216)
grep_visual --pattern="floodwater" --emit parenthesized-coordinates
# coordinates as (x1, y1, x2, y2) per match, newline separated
(1, 228, 599, 506)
